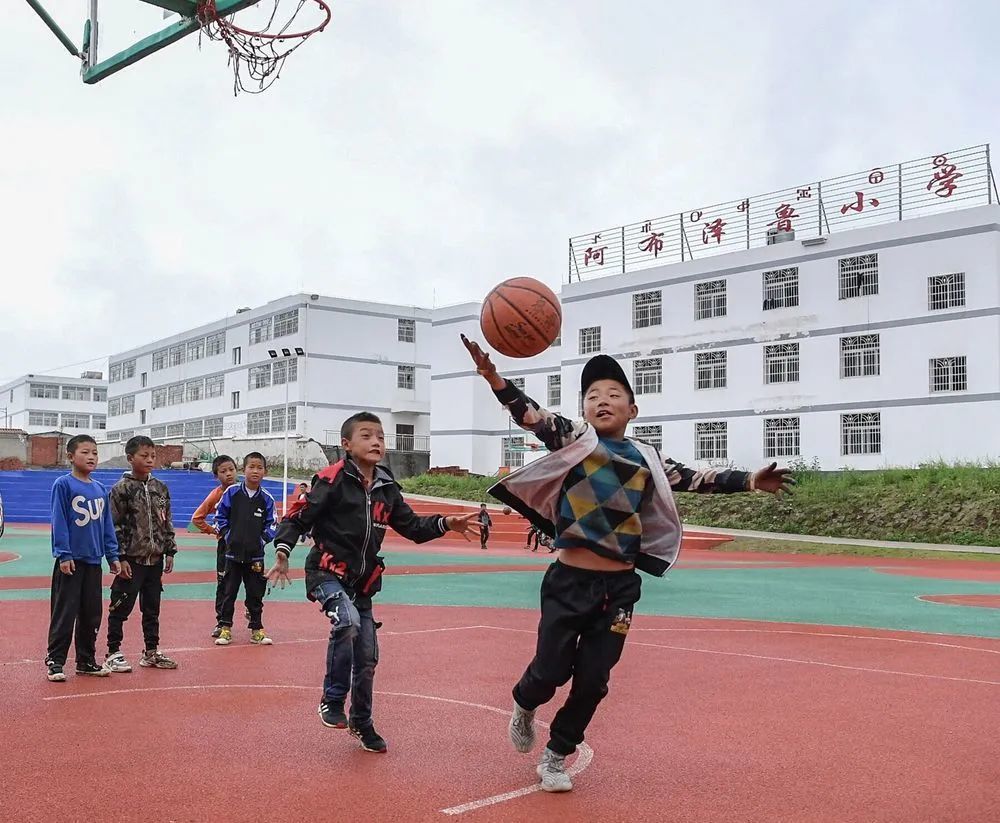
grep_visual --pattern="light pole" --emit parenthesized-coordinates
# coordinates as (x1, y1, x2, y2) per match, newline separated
(268, 346, 305, 517)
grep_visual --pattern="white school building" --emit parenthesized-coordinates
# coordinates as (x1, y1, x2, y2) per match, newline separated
(0, 373, 108, 437)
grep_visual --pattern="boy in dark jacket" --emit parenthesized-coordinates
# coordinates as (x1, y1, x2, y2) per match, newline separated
(462, 335, 794, 792)
(45, 435, 120, 682)
(268, 412, 478, 753)
(478, 503, 492, 550)
(214, 452, 277, 647)
(105, 436, 178, 673)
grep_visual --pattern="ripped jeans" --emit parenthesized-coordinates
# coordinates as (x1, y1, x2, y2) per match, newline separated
(311, 578, 379, 729)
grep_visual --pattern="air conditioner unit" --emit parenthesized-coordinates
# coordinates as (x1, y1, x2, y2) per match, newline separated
(766, 227, 795, 245)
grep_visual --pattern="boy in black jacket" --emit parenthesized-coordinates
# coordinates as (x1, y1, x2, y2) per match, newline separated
(215, 452, 277, 647)
(268, 412, 478, 753)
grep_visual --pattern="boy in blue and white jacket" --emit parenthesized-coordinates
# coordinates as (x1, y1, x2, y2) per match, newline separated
(45, 435, 121, 682)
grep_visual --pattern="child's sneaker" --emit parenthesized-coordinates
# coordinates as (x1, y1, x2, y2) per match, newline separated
(104, 652, 132, 673)
(75, 661, 110, 677)
(215, 627, 233, 646)
(211, 625, 223, 639)
(250, 629, 273, 645)
(537, 747, 573, 792)
(508, 702, 536, 753)
(349, 723, 388, 753)
(318, 701, 347, 729)
(140, 650, 178, 669)
(46, 660, 66, 682)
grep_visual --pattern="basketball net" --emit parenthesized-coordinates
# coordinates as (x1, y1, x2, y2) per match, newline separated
(196, 0, 332, 95)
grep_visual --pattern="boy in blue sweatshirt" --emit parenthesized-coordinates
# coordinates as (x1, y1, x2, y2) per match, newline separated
(45, 435, 121, 682)
(214, 452, 277, 647)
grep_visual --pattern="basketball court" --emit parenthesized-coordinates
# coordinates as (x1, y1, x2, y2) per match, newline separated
(2, 525, 1000, 821)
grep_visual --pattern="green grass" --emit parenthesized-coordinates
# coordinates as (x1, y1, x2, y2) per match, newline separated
(715, 537, 1000, 562)
(403, 464, 1000, 547)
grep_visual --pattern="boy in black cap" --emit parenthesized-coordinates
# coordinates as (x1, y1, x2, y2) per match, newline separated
(461, 335, 793, 792)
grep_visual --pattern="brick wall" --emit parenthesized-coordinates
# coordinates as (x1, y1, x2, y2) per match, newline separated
(29, 435, 66, 467)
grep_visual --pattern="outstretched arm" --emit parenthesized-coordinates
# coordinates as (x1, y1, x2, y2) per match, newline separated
(461, 334, 583, 452)
(388, 485, 479, 543)
(664, 457, 794, 495)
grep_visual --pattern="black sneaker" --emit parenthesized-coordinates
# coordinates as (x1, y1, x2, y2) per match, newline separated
(349, 723, 387, 753)
(46, 660, 66, 682)
(75, 661, 110, 677)
(318, 701, 347, 729)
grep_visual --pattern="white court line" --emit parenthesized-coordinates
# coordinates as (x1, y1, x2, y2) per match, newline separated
(39, 682, 592, 816)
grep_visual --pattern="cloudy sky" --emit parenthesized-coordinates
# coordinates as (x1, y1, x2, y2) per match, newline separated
(5, 1, 999, 383)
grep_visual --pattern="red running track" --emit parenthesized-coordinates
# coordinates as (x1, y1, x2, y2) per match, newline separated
(2, 600, 999, 822)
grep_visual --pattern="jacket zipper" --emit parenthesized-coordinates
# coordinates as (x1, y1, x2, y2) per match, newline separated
(143, 478, 154, 559)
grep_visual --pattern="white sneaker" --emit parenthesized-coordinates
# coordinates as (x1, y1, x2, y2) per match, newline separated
(537, 747, 573, 792)
(508, 702, 536, 753)
(104, 652, 132, 673)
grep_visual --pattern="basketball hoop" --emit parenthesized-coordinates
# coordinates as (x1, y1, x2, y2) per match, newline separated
(196, 0, 332, 95)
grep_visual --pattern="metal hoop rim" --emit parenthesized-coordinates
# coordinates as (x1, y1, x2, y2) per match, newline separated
(199, 0, 332, 41)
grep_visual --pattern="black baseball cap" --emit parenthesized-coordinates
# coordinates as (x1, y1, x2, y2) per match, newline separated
(581, 355, 634, 402)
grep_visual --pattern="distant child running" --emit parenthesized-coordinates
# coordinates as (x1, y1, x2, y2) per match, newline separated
(104, 436, 179, 672)
(268, 412, 478, 753)
(191, 454, 239, 638)
(45, 435, 121, 682)
(462, 335, 793, 792)
(214, 453, 277, 647)
(478, 503, 492, 550)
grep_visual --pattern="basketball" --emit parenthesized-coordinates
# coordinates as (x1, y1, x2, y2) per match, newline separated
(480, 277, 562, 358)
(503, 506, 512, 515)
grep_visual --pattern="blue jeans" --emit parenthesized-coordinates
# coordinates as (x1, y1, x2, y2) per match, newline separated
(311, 579, 378, 729)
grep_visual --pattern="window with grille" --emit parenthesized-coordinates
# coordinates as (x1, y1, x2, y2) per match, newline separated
(764, 343, 800, 384)
(633, 424, 662, 451)
(695, 280, 727, 319)
(695, 351, 727, 389)
(30, 383, 59, 399)
(185, 420, 204, 439)
(634, 358, 662, 395)
(205, 418, 224, 438)
(273, 309, 299, 338)
(93, 388, 107, 402)
(185, 380, 204, 403)
(632, 290, 663, 329)
(841, 412, 881, 455)
(930, 356, 967, 392)
(547, 374, 561, 407)
(271, 406, 297, 432)
(695, 421, 728, 460)
(398, 365, 415, 390)
(398, 318, 416, 343)
(247, 410, 270, 435)
(121, 395, 135, 415)
(152, 349, 167, 371)
(928, 273, 965, 310)
(108, 398, 121, 417)
(92, 416, 106, 430)
(249, 317, 272, 344)
(838, 254, 878, 299)
(29, 411, 59, 427)
(509, 377, 525, 391)
(840, 335, 880, 378)
(151, 388, 167, 409)
(764, 417, 800, 458)
(762, 267, 799, 310)
(186, 338, 205, 362)
(249, 364, 272, 390)
(168, 384, 184, 405)
(62, 386, 91, 401)
(579, 326, 602, 354)
(61, 413, 90, 429)
(169, 345, 184, 367)
(121, 360, 136, 380)
(502, 436, 525, 470)
(166, 423, 183, 438)
(151, 426, 166, 440)
(109, 364, 122, 383)
(206, 332, 226, 357)
(273, 359, 298, 385)
(206, 375, 225, 398)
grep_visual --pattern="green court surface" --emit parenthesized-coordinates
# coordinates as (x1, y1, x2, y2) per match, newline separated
(3, 530, 1000, 639)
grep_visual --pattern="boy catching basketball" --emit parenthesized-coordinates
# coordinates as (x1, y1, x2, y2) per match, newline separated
(267, 411, 479, 753)
(461, 334, 793, 792)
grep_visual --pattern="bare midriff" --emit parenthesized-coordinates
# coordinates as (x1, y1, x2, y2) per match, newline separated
(557, 546, 635, 572)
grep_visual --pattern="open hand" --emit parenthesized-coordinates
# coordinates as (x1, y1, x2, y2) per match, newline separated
(59, 559, 75, 575)
(752, 463, 795, 494)
(460, 335, 505, 390)
(446, 513, 482, 542)
(164, 556, 174, 575)
(266, 553, 292, 590)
